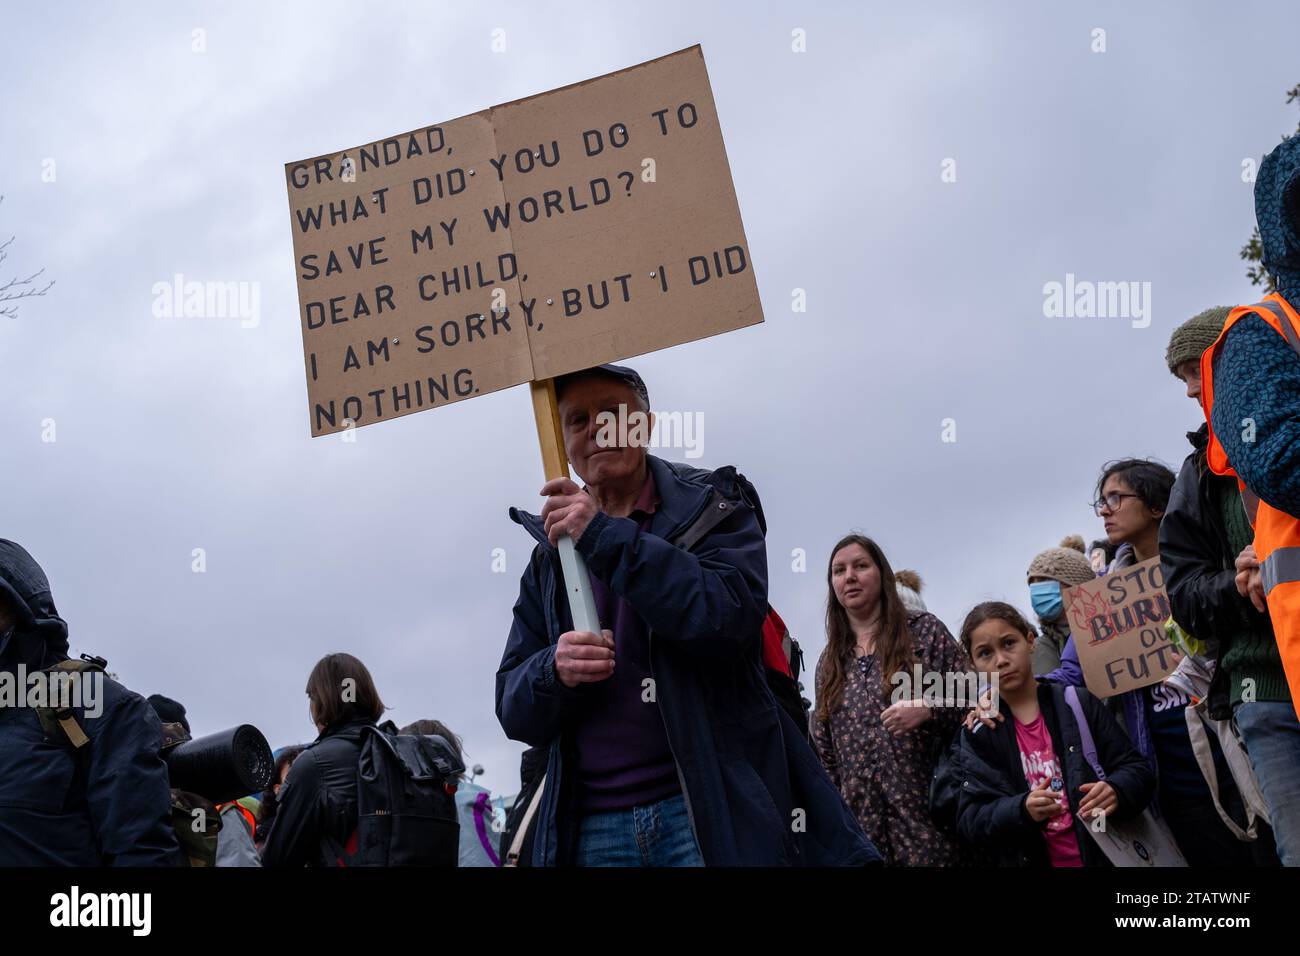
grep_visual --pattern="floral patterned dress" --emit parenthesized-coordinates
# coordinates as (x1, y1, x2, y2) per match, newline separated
(812, 611, 971, 866)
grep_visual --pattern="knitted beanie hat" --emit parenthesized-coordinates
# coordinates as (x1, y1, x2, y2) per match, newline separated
(1166, 306, 1232, 376)
(1026, 537, 1096, 587)
(896, 584, 927, 614)
(894, 569, 923, 593)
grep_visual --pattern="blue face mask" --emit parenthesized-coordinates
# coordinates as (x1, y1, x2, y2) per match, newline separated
(1029, 580, 1064, 621)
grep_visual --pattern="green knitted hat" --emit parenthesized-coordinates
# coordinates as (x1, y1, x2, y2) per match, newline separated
(1166, 306, 1232, 376)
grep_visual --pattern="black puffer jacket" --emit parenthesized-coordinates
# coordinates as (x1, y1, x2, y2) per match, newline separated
(933, 682, 1155, 867)
(262, 716, 379, 867)
(0, 539, 180, 866)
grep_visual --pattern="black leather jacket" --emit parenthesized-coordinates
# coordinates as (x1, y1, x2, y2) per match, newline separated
(262, 717, 379, 867)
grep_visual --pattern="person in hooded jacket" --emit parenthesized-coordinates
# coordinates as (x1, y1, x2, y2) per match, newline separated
(1197, 135, 1300, 865)
(261, 652, 386, 867)
(0, 539, 180, 866)
(1161, 305, 1287, 864)
(496, 363, 875, 867)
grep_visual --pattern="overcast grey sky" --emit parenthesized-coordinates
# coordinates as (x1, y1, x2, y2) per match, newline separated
(3, 0, 1297, 795)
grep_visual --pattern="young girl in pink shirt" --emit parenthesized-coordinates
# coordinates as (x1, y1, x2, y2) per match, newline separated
(943, 602, 1155, 867)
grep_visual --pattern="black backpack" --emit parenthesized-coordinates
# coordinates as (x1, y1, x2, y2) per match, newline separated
(334, 724, 464, 867)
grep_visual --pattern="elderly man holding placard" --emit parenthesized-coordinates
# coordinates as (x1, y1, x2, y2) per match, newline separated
(283, 45, 869, 865)
(495, 364, 875, 867)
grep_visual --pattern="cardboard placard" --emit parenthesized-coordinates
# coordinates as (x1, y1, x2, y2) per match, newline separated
(1063, 556, 1182, 698)
(285, 45, 763, 436)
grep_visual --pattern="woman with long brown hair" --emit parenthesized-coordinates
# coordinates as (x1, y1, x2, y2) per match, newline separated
(262, 652, 387, 867)
(811, 534, 971, 865)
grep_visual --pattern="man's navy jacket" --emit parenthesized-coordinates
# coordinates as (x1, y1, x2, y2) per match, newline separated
(496, 455, 878, 866)
(0, 539, 179, 866)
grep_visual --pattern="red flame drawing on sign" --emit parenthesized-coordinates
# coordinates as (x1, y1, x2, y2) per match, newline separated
(1067, 583, 1111, 644)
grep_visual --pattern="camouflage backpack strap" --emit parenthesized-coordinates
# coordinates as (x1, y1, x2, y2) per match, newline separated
(34, 654, 107, 750)
(171, 789, 223, 867)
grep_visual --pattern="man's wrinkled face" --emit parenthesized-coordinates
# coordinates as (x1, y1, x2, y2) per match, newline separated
(557, 376, 650, 486)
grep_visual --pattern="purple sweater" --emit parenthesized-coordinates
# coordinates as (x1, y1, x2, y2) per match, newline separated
(571, 472, 681, 812)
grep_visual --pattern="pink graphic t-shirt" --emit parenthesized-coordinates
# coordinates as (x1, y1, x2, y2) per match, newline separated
(1013, 713, 1084, 868)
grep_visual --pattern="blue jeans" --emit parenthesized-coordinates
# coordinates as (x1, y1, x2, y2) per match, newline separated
(1236, 701, 1300, 866)
(576, 793, 703, 867)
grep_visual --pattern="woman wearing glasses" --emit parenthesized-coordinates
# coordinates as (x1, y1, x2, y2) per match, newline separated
(1042, 458, 1254, 866)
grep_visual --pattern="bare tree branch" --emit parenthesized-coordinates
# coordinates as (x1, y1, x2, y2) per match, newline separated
(0, 195, 56, 319)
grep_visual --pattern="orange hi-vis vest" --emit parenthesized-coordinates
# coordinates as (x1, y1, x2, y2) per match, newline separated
(1200, 293, 1300, 719)
(216, 800, 257, 836)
